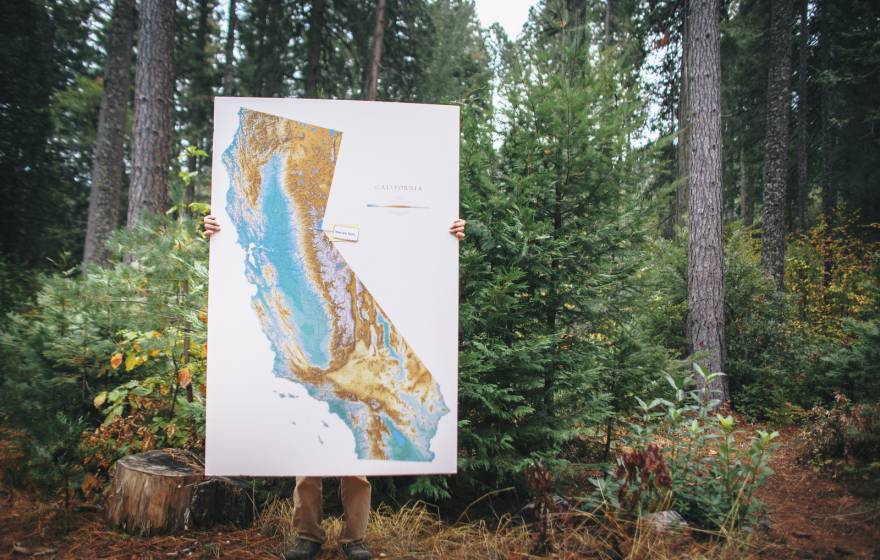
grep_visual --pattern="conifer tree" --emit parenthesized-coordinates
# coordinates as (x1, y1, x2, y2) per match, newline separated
(128, 0, 175, 227)
(84, 0, 135, 264)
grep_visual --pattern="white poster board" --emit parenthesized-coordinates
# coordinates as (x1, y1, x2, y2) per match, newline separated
(205, 98, 459, 476)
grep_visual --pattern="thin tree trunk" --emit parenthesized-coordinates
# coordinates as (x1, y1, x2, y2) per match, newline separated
(305, 0, 325, 97)
(760, 0, 794, 288)
(819, 0, 834, 223)
(796, 0, 809, 229)
(83, 0, 136, 264)
(673, 0, 690, 235)
(185, 0, 212, 213)
(222, 0, 236, 95)
(739, 147, 752, 224)
(364, 0, 386, 101)
(128, 0, 175, 228)
(686, 0, 727, 403)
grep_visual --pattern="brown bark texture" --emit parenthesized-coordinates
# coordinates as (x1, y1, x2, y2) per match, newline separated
(796, 0, 809, 229)
(222, 0, 237, 95)
(760, 0, 794, 288)
(127, 0, 175, 228)
(686, 0, 727, 402)
(305, 0, 325, 97)
(365, 0, 387, 101)
(83, 0, 136, 264)
(673, 0, 690, 234)
(106, 450, 253, 535)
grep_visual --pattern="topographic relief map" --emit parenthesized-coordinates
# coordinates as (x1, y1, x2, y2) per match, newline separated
(222, 108, 448, 461)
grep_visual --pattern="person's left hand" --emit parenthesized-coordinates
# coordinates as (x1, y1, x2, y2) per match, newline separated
(449, 218, 466, 240)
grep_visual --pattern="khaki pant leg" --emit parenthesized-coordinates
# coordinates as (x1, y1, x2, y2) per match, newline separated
(339, 476, 371, 543)
(293, 476, 326, 543)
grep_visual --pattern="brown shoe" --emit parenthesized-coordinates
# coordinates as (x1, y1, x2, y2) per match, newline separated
(283, 538, 322, 560)
(341, 541, 372, 560)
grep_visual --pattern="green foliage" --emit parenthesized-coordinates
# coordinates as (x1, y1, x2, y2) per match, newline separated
(590, 365, 779, 531)
(0, 215, 208, 491)
(449, 0, 675, 500)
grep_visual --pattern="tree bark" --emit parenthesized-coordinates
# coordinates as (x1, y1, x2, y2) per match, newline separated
(686, 0, 727, 402)
(760, 0, 794, 288)
(305, 0, 325, 97)
(818, 0, 834, 223)
(127, 0, 175, 228)
(83, 0, 136, 264)
(673, 0, 690, 235)
(796, 0, 809, 229)
(364, 0, 387, 101)
(222, 0, 237, 95)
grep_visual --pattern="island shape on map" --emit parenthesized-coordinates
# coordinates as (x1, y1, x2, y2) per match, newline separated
(222, 108, 448, 461)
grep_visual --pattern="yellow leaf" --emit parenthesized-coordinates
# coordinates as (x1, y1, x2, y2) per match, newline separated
(110, 353, 123, 369)
(93, 391, 107, 408)
(177, 367, 192, 388)
(148, 348, 160, 357)
(201, 343, 208, 358)
(124, 353, 138, 372)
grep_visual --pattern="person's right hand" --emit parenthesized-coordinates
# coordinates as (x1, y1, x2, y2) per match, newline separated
(203, 215, 221, 237)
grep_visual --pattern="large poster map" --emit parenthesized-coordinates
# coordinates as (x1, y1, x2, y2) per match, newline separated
(206, 99, 459, 476)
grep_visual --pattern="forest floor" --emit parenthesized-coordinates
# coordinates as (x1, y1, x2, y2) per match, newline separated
(1, 428, 878, 560)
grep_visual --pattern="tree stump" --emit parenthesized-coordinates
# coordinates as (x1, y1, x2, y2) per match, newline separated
(106, 449, 253, 535)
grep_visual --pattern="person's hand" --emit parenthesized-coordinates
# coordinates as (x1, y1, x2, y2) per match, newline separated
(449, 218, 466, 240)
(203, 215, 221, 237)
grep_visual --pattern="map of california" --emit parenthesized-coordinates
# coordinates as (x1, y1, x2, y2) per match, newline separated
(222, 108, 448, 461)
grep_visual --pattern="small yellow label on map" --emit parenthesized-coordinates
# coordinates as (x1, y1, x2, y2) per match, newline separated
(329, 224, 359, 242)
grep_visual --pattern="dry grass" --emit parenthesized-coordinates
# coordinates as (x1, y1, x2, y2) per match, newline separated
(257, 499, 771, 560)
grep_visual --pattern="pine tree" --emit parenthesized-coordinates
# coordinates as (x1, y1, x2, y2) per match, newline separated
(83, 0, 135, 264)
(686, 0, 727, 401)
(760, 0, 794, 288)
(128, 0, 175, 227)
(364, 0, 387, 100)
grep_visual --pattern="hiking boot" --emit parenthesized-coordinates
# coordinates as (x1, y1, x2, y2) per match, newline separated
(282, 538, 322, 560)
(341, 541, 372, 560)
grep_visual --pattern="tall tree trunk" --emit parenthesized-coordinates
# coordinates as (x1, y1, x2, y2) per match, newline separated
(760, 0, 793, 288)
(796, 0, 809, 229)
(673, 0, 690, 235)
(739, 147, 752, 224)
(686, 0, 727, 402)
(128, 0, 175, 228)
(305, 0, 325, 97)
(222, 0, 236, 94)
(364, 0, 387, 101)
(185, 0, 212, 212)
(83, 0, 136, 264)
(818, 0, 834, 223)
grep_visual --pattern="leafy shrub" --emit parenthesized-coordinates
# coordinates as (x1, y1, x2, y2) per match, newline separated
(590, 365, 779, 531)
(797, 393, 880, 493)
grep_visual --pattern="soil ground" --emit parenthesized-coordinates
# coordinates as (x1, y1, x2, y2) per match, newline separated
(755, 427, 880, 559)
(1, 428, 878, 559)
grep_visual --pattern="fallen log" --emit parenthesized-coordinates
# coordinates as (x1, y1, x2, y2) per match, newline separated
(106, 449, 253, 535)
